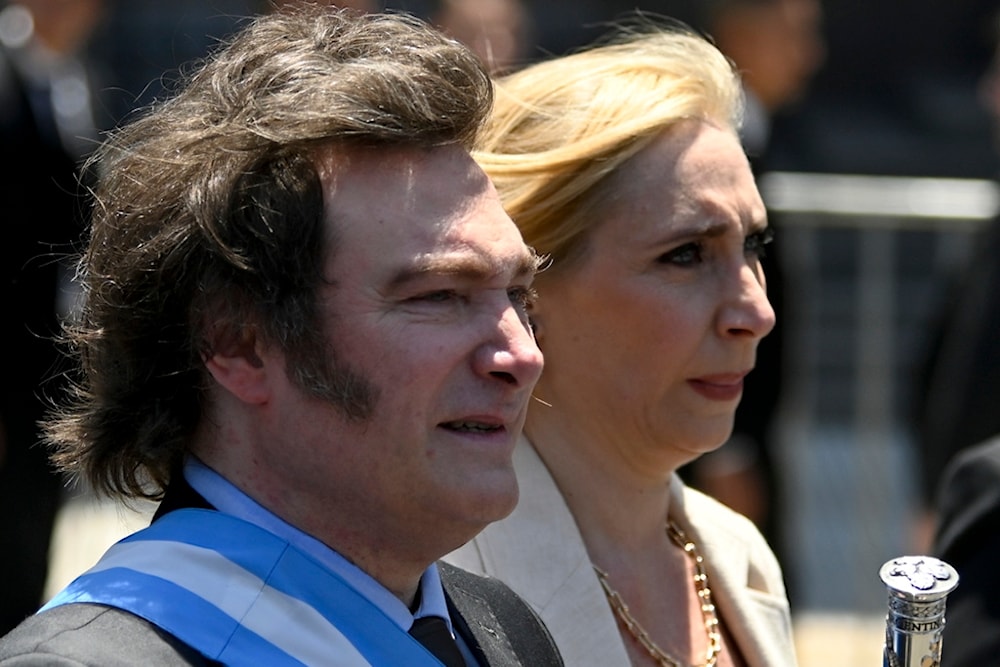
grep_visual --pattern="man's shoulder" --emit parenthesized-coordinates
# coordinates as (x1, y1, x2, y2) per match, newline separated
(949, 437, 1000, 476)
(439, 561, 564, 667)
(935, 436, 1000, 559)
(0, 603, 218, 667)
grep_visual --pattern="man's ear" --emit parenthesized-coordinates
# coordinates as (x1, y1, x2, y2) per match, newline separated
(202, 326, 272, 405)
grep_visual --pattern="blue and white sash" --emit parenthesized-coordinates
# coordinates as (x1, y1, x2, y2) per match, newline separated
(43, 509, 447, 666)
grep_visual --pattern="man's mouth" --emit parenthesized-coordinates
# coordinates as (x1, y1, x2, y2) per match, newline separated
(441, 421, 503, 433)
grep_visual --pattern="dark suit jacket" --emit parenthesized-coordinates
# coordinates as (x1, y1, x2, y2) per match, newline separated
(933, 436, 1000, 667)
(916, 216, 1000, 505)
(0, 481, 563, 666)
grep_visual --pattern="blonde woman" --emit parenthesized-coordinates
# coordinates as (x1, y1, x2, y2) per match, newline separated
(447, 21, 797, 667)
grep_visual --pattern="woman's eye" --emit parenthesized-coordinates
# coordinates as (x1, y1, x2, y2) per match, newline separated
(658, 242, 703, 267)
(745, 227, 775, 258)
(507, 286, 538, 313)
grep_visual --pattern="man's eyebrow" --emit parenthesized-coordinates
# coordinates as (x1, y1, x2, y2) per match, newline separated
(387, 247, 544, 291)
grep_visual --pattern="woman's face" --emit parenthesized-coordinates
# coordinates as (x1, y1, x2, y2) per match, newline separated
(528, 120, 774, 468)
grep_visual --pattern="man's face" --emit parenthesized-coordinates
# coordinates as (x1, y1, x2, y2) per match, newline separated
(268, 144, 543, 560)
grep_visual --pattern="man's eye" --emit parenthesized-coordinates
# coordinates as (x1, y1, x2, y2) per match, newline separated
(416, 290, 458, 303)
(657, 242, 703, 267)
(745, 227, 774, 258)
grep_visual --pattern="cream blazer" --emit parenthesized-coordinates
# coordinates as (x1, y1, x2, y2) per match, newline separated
(446, 436, 798, 667)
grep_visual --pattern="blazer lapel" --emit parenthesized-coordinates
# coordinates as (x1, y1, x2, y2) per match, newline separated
(444, 580, 519, 667)
(439, 561, 563, 667)
(449, 437, 631, 666)
(674, 478, 796, 667)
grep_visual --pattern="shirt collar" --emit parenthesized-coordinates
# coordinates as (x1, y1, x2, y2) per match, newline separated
(182, 457, 454, 634)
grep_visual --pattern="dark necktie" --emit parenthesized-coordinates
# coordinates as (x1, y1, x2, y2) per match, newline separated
(409, 615, 467, 667)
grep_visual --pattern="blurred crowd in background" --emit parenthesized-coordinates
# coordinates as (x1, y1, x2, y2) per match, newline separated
(5, 0, 1000, 644)
(69, 0, 1000, 178)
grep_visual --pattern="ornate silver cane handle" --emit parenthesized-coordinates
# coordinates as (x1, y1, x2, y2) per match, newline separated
(880, 556, 959, 667)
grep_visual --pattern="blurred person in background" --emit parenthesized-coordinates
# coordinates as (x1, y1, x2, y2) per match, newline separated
(693, 0, 826, 161)
(916, 7, 1000, 527)
(432, 0, 533, 75)
(920, 14, 1000, 665)
(932, 437, 1000, 667)
(0, 0, 106, 635)
(267, 0, 379, 12)
(447, 19, 796, 667)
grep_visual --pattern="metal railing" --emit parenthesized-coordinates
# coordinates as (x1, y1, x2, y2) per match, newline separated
(757, 172, 996, 612)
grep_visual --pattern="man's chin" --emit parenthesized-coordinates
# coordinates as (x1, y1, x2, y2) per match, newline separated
(453, 475, 519, 531)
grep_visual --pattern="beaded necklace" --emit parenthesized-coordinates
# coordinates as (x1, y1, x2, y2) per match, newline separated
(593, 519, 722, 667)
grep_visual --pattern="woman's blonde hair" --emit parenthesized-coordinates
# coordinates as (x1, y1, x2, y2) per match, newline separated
(476, 19, 743, 269)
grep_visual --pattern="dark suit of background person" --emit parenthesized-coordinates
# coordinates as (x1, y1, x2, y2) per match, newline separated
(914, 12, 1000, 540)
(0, 0, 106, 635)
(932, 437, 1000, 667)
(916, 216, 1000, 507)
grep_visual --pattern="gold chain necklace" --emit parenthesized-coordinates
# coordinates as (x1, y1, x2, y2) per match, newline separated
(593, 519, 722, 667)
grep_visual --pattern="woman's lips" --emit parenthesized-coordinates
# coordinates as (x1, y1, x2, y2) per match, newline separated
(687, 374, 746, 401)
